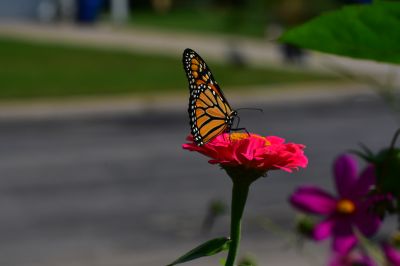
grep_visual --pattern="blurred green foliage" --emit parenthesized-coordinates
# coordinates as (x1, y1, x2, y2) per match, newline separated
(238, 255, 258, 266)
(127, 0, 340, 38)
(280, 1, 400, 65)
(0, 37, 335, 100)
(167, 237, 231, 266)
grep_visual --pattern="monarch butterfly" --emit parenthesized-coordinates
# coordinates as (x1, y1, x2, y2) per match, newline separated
(182, 48, 239, 146)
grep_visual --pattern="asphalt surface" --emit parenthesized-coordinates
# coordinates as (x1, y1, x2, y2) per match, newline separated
(0, 91, 398, 266)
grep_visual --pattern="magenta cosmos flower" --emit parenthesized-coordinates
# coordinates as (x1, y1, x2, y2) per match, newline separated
(290, 154, 381, 254)
(183, 133, 308, 179)
(383, 243, 400, 266)
(329, 251, 376, 266)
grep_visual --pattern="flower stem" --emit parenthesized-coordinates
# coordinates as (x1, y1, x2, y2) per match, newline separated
(225, 180, 251, 266)
(390, 128, 400, 150)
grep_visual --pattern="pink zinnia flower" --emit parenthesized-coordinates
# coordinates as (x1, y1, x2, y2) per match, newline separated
(183, 133, 308, 179)
(290, 154, 381, 254)
(383, 243, 400, 266)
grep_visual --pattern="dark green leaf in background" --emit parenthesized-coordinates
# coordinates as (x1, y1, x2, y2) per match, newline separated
(280, 1, 400, 65)
(166, 237, 231, 266)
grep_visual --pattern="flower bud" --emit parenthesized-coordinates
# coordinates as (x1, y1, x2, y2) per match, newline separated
(374, 147, 400, 196)
(295, 215, 315, 239)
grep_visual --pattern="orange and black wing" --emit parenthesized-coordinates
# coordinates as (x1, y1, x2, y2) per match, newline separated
(182, 48, 235, 146)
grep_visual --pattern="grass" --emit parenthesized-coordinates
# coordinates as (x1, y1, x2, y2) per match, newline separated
(128, 8, 267, 38)
(0, 37, 335, 100)
(124, 1, 345, 39)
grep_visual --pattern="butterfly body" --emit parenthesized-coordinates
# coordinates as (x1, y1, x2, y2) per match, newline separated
(182, 48, 237, 146)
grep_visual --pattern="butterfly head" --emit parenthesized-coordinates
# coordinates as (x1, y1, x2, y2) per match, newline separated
(226, 110, 238, 130)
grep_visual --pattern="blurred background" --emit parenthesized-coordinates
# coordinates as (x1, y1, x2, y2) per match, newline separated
(0, 0, 398, 265)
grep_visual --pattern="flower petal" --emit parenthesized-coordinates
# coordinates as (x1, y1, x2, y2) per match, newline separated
(290, 186, 337, 215)
(313, 218, 335, 241)
(235, 136, 265, 163)
(265, 136, 285, 145)
(334, 154, 358, 198)
(258, 140, 308, 172)
(383, 243, 400, 266)
(329, 252, 377, 266)
(333, 234, 357, 254)
(332, 221, 357, 253)
(182, 135, 219, 159)
(354, 203, 381, 237)
(354, 165, 376, 197)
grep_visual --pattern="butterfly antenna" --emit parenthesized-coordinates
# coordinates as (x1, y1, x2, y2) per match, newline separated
(235, 107, 263, 113)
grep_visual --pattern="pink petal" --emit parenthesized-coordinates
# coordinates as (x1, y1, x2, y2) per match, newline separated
(333, 234, 357, 254)
(354, 165, 376, 197)
(273, 164, 294, 173)
(182, 136, 219, 159)
(329, 252, 377, 266)
(332, 221, 357, 253)
(334, 154, 358, 198)
(258, 141, 308, 172)
(313, 218, 335, 241)
(265, 136, 285, 145)
(383, 244, 400, 266)
(354, 203, 381, 236)
(329, 254, 343, 266)
(356, 217, 381, 237)
(290, 186, 337, 215)
(235, 137, 265, 163)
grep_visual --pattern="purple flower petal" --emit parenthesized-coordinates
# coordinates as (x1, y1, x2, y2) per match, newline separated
(383, 243, 400, 266)
(360, 255, 377, 266)
(313, 218, 335, 241)
(332, 220, 357, 253)
(289, 186, 337, 215)
(354, 204, 381, 237)
(334, 154, 358, 198)
(329, 252, 377, 266)
(329, 254, 343, 266)
(333, 234, 357, 254)
(354, 165, 376, 197)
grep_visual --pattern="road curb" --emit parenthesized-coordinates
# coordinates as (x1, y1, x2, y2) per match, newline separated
(0, 82, 375, 121)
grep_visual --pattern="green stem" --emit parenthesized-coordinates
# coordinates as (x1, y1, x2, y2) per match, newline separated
(225, 180, 251, 266)
(390, 128, 400, 151)
(397, 197, 400, 231)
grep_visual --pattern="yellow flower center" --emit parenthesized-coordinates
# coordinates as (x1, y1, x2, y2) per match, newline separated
(229, 133, 271, 146)
(229, 133, 249, 141)
(336, 199, 356, 214)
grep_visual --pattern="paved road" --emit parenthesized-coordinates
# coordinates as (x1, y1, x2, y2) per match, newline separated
(0, 91, 398, 266)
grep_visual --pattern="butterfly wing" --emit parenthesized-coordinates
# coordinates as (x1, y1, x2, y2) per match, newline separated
(182, 48, 235, 146)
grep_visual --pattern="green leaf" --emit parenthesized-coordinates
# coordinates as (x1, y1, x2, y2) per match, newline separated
(219, 258, 227, 265)
(280, 1, 400, 65)
(167, 237, 231, 266)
